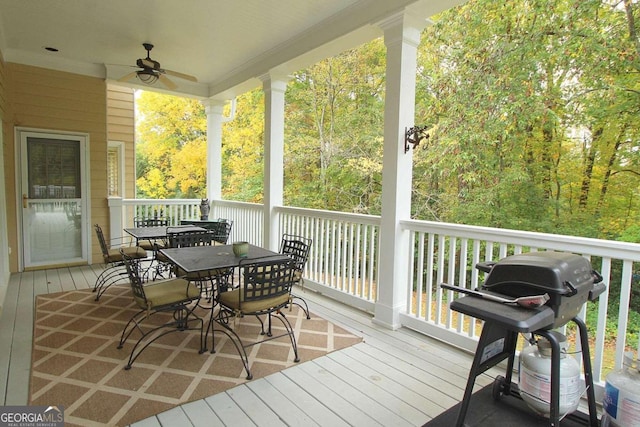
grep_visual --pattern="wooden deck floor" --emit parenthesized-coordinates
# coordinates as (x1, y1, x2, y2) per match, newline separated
(0, 265, 499, 426)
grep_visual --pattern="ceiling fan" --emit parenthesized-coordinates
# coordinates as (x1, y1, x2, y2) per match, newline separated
(117, 43, 197, 90)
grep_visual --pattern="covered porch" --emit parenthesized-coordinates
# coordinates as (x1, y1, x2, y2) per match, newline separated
(108, 198, 640, 406)
(0, 0, 638, 425)
(0, 262, 514, 426)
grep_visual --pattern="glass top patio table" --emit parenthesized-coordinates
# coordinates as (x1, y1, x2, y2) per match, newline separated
(160, 244, 291, 352)
(124, 225, 206, 241)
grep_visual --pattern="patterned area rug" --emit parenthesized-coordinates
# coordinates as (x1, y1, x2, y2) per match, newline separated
(29, 286, 362, 426)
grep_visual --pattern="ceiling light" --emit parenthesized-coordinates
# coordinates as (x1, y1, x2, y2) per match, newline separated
(137, 69, 158, 85)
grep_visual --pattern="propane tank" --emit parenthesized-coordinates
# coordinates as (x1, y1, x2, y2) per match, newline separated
(602, 352, 640, 427)
(518, 331, 582, 417)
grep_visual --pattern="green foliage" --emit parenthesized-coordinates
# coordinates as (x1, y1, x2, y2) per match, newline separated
(134, 0, 640, 347)
(415, 0, 640, 239)
(135, 0, 640, 240)
(284, 39, 386, 214)
(221, 91, 265, 202)
(135, 91, 207, 199)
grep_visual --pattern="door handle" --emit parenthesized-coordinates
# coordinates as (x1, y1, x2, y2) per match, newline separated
(22, 194, 28, 208)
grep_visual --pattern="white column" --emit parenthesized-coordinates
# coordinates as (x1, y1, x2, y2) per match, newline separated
(373, 13, 426, 330)
(203, 99, 226, 202)
(108, 196, 124, 243)
(261, 74, 288, 251)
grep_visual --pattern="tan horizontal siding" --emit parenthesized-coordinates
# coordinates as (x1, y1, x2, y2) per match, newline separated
(107, 85, 135, 199)
(7, 63, 108, 269)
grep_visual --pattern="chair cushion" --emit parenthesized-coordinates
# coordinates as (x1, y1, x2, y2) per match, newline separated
(218, 288, 290, 314)
(106, 246, 147, 263)
(155, 251, 170, 263)
(138, 240, 156, 251)
(133, 278, 200, 309)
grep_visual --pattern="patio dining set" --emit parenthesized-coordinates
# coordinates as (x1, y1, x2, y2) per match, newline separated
(92, 219, 312, 380)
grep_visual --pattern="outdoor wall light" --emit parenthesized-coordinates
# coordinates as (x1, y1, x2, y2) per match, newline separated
(404, 125, 430, 153)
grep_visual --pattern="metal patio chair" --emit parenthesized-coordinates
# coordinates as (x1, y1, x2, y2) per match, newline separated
(212, 256, 299, 379)
(133, 216, 169, 251)
(280, 234, 313, 319)
(118, 249, 205, 370)
(93, 223, 148, 301)
(209, 219, 234, 245)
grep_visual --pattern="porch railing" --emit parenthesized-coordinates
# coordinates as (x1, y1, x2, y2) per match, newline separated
(121, 198, 201, 227)
(399, 219, 640, 390)
(277, 206, 380, 313)
(113, 198, 640, 397)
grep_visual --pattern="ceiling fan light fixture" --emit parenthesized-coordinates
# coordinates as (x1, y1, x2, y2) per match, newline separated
(137, 69, 158, 85)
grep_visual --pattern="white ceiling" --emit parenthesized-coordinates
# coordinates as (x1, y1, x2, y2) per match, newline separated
(0, 0, 462, 99)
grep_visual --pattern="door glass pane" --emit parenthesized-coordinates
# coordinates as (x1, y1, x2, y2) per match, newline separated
(28, 138, 81, 199)
(25, 137, 83, 264)
(28, 200, 83, 262)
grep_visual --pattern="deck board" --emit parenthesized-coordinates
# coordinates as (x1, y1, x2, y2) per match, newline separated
(179, 399, 225, 427)
(284, 362, 385, 426)
(226, 385, 288, 426)
(8, 270, 35, 405)
(313, 355, 423, 426)
(204, 392, 257, 425)
(1, 266, 503, 426)
(327, 348, 448, 418)
(263, 371, 349, 426)
(245, 376, 322, 427)
(0, 272, 21, 405)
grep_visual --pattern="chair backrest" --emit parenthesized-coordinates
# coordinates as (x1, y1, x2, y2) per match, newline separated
(280, 234, 312, 272)
(134, 217, 168, 227)
(210, 219, 233, 244)
(240, 257, 296, 304)
(167, 228, 214, 248)
(94, 224, 110, 260)
(120, 249, 147, 307)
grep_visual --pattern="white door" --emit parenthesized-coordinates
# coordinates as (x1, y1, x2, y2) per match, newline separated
(19, 130, 88, 268)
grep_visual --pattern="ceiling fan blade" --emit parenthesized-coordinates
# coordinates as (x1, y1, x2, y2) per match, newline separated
(163, 69, 198, 82)
(158, 74, 178, 90)
(117, 71, 138, 82)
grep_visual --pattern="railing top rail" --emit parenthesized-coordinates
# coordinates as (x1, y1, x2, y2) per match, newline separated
(120, 199, 639, 260)
(214, 199, 262, 209)
(123, 198, 199, 206)
(402, 219, 640, 261)
(276, 205, 381, 225)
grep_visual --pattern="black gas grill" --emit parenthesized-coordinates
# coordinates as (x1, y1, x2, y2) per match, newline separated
(447, 251, 605, 427)
(476, 251, 604, 328)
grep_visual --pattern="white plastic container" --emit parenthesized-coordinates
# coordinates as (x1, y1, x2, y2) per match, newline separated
(518, 332, 582, 417)
(602, 352, 640, 427)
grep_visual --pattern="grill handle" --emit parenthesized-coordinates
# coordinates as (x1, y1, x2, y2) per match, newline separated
(591, 269, 603, 283)
(440, 283, 550, 308)
(563, 281, 578, 296)
(475, 261, 496, 273)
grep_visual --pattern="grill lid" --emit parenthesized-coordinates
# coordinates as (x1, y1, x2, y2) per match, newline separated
(477, 252, 601, 298)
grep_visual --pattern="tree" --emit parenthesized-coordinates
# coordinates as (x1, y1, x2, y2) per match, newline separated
(414, 0, 640, 237)
(221, 90, 265, 202)
(134, 0, 640, 242)
(135, 91, 207, 198)
(285, 39, 386, 214)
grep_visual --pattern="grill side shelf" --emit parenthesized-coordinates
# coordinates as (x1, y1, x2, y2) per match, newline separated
(450, 295, 556, 332)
